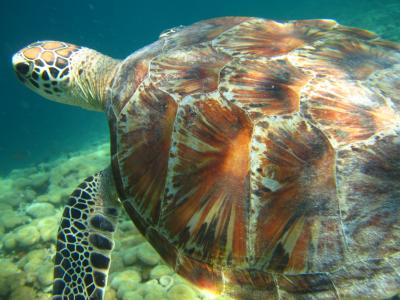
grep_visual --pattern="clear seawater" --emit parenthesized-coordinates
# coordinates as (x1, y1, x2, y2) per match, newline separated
(1, 0, 399, 175)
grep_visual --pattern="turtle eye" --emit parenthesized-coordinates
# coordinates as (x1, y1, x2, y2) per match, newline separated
(15, 62, 31, 76)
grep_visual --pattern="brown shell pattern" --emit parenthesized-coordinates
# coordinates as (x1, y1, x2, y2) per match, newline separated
(107, 18, 400, 299)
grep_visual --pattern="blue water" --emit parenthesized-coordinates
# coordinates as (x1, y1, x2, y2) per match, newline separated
(1, 0, 399, 175)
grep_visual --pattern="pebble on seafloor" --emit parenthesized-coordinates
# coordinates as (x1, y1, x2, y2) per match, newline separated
(25, 202, 56, 218)
(136, 243, 161, 266)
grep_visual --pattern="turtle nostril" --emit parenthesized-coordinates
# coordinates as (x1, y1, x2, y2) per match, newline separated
(15, 62, 30, 75)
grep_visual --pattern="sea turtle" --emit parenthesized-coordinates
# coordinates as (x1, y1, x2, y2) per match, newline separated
(12, 17, 400, 300)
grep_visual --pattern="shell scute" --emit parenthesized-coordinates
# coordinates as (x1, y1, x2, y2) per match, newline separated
(175, 254, 224, 294)
(160, 17, 250, 52)
(213, 19, 340, 58)
(161, 94, 252, 266)
(302, 78, 399, 147)
(150, 45, 231, 98)
(42, 41, 66, 50)
(334, 25, 378, 41)
(367, 64, 400, 111)
(116, 82, 177, 224)
(290, 19, 338, 30)
(110, 41, 165, 113)
(251, 115, 344, 273)
(220, 57, 310, 118)
(336, 132, 400, 259)
(289, 38, 400, 80)
(277, 272, 335, 295)
(330, 257, 400, 299)
(207, 269, 279, 299)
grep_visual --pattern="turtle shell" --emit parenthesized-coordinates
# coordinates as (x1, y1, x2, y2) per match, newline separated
(106, 17, 400, 299)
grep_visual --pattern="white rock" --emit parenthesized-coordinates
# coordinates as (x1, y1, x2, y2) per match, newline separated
(122, 291, 143, 300)
(26, 202, 55, 218)
(110, 269, 141, 290)
(15, 224, 40, 248)
(136, 243, 160, 266)
(122, 247, 137, 266)
(9, 285, 37, 300)
(0, 210, 29, 230)
(2, 233, 17, 250)
(28, 172, 49, 189)
(0, 259, 25, 297)
(37, 216, 58, 242)
(150, 265, 173, 280)
(159, 275, 174, 289)
(167, 284, 197, 300)
(144, 289, 166, 300)
(37, 261, 53, 287)
(141, 279, 167, 299)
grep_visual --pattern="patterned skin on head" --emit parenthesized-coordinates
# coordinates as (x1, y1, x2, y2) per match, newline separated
(12, 41, 80, 100)
(13, 40, 120, 111)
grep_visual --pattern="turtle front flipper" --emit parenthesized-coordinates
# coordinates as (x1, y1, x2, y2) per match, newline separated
(52, 167, 120, 300)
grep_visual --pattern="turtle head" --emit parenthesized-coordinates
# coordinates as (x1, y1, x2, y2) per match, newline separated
(12, 41, 119, 111)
